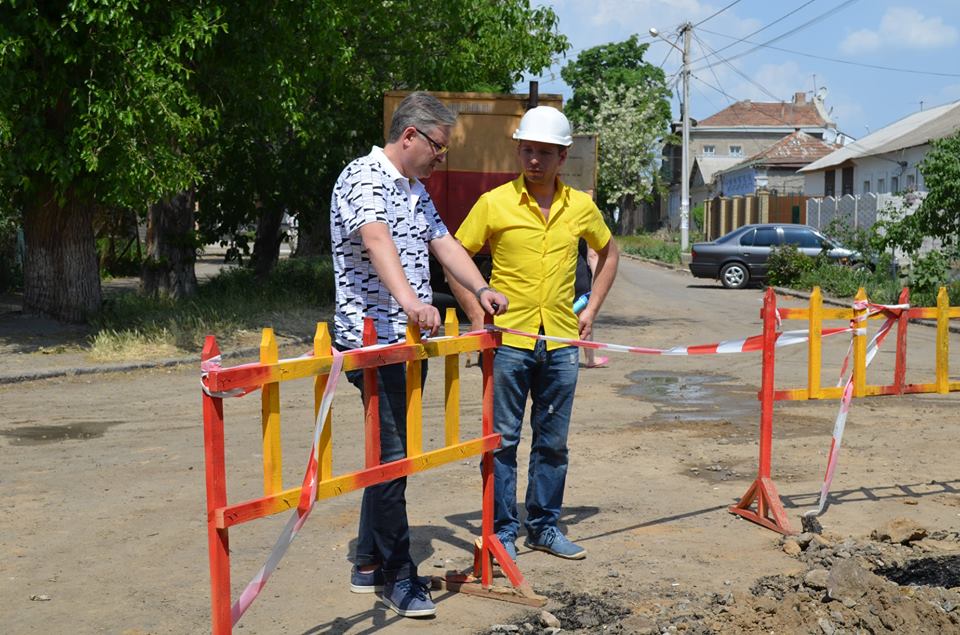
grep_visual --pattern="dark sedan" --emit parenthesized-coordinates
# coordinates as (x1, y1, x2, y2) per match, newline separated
(689, 223, 862, 289)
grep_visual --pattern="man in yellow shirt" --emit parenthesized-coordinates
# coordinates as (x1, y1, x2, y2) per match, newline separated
(449, 106, 619, 562)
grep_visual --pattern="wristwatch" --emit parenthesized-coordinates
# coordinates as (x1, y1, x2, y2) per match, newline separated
(475, 286, 492, 301)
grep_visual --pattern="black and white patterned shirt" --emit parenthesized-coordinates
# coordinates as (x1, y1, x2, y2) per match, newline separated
(330, 146, 448, 348)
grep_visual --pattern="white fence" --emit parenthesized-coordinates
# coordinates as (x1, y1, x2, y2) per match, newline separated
(806, 192, 933, 266)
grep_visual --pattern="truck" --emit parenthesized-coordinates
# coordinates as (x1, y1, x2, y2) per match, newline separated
(383, 88, 597, 312)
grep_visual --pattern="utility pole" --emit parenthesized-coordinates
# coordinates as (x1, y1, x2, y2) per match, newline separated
(680, 22, 692, 253)
(650, 21, 693, 251)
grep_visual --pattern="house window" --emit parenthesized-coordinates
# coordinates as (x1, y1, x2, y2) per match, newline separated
(841, 167, 854, 195)
(877, 178, 885, 192)
(824, 170, 836, 196)
(891, 176, 899, 192)
(863, 180, 871, 194)
(906, 173, 916, 189)
(702, 144, 715, 155)
(729, 145, 743, 157)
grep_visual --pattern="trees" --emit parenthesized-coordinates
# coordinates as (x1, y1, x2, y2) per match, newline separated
(560, 36, 672, 233)
(878, 131, 960, 259)
(0, 1, 222, 320)
(1, 0, 567, 320)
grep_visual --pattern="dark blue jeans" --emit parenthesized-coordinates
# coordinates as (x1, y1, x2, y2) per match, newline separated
(492, 342, 579, 540)
(343, 358, 428, 583)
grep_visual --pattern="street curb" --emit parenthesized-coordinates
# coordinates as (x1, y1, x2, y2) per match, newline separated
(0, 336, 314, 386)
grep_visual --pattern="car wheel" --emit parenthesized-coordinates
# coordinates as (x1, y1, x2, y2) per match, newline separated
(720, 262, 749, 289)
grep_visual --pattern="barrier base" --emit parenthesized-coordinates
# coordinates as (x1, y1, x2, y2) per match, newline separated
(432, 536, 546, 607)
(433, 573, 546, 607)
(729, 476, 795, 535)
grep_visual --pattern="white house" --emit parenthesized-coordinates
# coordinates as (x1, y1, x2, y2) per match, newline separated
(799, 100, 960, 197)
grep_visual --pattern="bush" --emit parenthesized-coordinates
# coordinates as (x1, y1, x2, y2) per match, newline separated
(767, 244, 817, 287)
(616, 233, 681, 264)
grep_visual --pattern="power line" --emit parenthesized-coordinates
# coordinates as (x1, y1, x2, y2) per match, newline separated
(692, 0, 862, 73)
(698, 28, 960, 78)
(692, 0, 818, 64)
(693, 0, 744, 28)
(693, 32, 783, 103)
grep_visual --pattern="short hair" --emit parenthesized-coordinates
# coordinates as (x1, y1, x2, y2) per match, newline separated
(387, 92, 457, 143)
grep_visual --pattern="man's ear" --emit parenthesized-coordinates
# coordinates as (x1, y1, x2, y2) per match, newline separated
(558, 147, 569, 166)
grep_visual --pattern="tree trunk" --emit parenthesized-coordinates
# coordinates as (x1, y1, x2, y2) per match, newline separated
(251, 204, 284, 278)
(22, 191, 102, 322)
(293, 205, 331, 258)
(141, 190, 198, 299)
(617, 193, 640, 235)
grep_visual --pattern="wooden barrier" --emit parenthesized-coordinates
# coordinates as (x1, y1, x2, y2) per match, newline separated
(731, 286, 959, 534)
(200, 311, 538, 634)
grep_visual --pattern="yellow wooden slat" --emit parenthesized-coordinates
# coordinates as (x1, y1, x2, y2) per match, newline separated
(405, 322, 423, 457)
(444, 308, 461, 446)
(314, 322, 333, 481)
(260, 328, 282, 495)
(808, 287, 822, 399)
(936, 287, 950, 394)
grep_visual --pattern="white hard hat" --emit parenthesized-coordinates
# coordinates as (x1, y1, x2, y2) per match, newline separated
(513, 106, 573, 147)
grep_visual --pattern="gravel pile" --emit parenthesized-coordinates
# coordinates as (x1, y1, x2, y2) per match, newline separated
(483, 520, 960, 634)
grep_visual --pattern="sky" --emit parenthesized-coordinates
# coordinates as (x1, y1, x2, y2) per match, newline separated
(517, 0, 960, 139)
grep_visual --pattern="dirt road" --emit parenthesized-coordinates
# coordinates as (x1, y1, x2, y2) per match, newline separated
(2, 257, 959, 634)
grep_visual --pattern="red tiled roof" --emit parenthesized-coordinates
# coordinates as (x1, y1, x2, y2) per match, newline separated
(697, 99, 829, 128)
(744, 130, 838, 166)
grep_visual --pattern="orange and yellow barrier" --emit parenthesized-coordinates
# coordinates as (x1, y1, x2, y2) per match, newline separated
(200, 311, 531, 634)
(731, 286, 959, 535)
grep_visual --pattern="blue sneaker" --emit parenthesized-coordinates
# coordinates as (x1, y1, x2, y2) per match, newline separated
(523, 527, 586, 560)
(351, 566, 432, 594)
(380, 576, 436, 618)
(496, 532, 517, 564)
(350, 565, 384, 594)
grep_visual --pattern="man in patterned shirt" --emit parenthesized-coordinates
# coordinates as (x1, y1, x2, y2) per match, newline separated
(330, 92, 507, 618)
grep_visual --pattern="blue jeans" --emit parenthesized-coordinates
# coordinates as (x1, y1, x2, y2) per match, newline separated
(342, 357, 428, 583)
(492, 342, 579, 540)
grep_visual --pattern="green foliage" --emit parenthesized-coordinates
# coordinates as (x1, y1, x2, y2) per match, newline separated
(1, 0, 568, 315)
(691, 204, 704, 233)
(767, 245, 819, 287)
(94, 257, 335, 351)
(196, 0, 570, 259)
(876, 131, 960, 259)
(821, 217, 882, 262)
(906, 251, 950, 300)
(0, 1, 225, 209)
(560, 36, 672, 224)
(616, 234, 681, 264)
(96, 237, 141, 278)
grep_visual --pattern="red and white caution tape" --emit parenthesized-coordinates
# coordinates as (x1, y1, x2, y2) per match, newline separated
(229, 348, 344, 625)
(805, 301, 907, 518)
(475, 324, 853, 356)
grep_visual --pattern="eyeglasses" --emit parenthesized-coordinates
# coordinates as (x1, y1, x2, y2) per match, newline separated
(414, 127, 449, 156)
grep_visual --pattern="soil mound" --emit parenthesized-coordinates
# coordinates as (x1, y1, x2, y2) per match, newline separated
(485, 529, 960, 634)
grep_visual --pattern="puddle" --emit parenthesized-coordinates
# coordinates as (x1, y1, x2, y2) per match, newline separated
(0, 420, 124, 445)
(619, 371, 757, 423)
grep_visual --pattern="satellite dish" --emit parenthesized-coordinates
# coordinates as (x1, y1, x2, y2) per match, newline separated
(816, 86, 828, 102)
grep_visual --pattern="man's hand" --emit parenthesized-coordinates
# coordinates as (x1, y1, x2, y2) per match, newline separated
(476, 287, 508, 316)
(578, 306, 596, 341)
(403, 300, 442, 336)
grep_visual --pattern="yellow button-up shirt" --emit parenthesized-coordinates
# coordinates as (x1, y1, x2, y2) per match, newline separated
(456, 176, 612, 350)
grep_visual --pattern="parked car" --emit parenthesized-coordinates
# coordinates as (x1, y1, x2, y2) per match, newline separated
(689, 223, 863, 289)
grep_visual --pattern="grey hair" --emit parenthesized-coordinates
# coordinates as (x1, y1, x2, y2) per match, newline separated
(387, 92, 457, 142)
